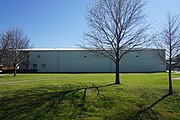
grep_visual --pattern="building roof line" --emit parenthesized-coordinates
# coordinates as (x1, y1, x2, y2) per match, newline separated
(20, 48, 165, 51)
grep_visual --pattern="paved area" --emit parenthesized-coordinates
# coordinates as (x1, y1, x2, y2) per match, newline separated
(172, 77, 180, 80)
(0, 74, 6, 77)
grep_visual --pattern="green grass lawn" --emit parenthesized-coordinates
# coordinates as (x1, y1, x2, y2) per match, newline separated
(0, 73, 180, 120)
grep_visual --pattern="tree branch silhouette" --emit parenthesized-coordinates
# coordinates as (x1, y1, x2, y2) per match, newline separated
(0, 83, 114, 119)
(131, 93, 171, 119)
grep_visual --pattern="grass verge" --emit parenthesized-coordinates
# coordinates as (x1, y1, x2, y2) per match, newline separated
(0, 73, 180, 120)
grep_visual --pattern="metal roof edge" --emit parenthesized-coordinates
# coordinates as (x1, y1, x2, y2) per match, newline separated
(21, 48, 165, 51)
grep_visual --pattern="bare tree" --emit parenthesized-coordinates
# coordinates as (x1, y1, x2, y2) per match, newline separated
(155, 13, 180, 95)
(79, 0, 150, 84)
(0, 33, 11, 64)
(1, 28, 31, 76)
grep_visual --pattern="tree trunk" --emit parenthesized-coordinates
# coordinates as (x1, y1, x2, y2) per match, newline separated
(115, 61, 120, 84)
(13, 63, 16, 77)
(168, 59, 173, 95)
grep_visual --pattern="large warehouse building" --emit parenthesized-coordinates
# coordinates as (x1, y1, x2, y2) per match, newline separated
(20, 48, 166, 73)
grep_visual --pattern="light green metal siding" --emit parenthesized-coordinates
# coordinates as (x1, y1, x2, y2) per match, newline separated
(120, 50, 165, 72)
(21, 49, 166, 72)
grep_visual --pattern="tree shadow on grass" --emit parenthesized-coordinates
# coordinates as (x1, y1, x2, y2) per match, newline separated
(130, 93, 171, 120)
(0, 83, 114, 119)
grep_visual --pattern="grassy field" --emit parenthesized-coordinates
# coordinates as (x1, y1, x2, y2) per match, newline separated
(0, 73, 180, 120)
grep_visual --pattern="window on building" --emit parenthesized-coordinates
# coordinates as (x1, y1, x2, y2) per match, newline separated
(33, 64, 37, 69)
(41, 64, 46, 69)
(37, 55, 40, 58)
